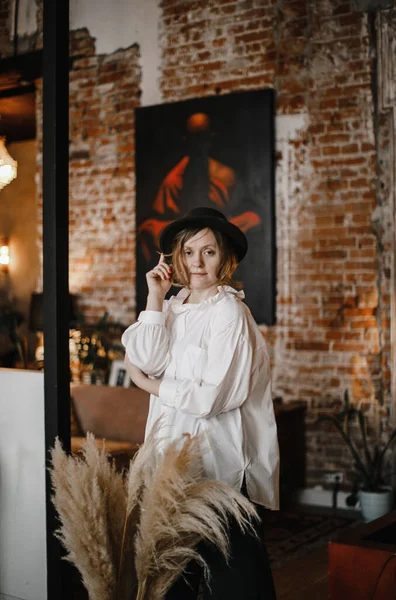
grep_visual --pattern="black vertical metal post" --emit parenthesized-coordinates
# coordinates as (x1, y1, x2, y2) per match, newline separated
(43, 1, 70, 599)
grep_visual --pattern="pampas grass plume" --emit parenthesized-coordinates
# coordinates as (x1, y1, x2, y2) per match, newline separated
(50, 422, 259, 600)
(50, 435, 124, 600)
(116, 425, 160, 600)
(135, 434, 258, 600)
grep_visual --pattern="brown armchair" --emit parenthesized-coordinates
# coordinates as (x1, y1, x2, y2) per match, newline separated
(70, 384, 150, 468)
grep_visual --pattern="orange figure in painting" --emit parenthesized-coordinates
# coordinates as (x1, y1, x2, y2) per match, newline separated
(138, 112, 260, 261)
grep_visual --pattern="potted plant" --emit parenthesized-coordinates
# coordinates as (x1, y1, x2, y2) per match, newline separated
(316, 391, 396, 522)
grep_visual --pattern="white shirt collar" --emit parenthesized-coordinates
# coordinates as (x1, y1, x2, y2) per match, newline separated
(170, 285, 245, 313)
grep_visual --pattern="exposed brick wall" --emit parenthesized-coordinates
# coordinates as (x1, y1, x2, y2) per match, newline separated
(68, 33, 139, 323)
(160, 0, 277, 99)
(159, 0, 392, 488)
(36, 28, 140, 324)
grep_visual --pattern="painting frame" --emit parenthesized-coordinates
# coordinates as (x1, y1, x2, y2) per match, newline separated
(135, 89, 276, 325)
(108, 359, 131, 388)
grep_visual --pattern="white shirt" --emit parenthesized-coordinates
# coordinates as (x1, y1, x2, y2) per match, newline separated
(122, 285, 280, 509)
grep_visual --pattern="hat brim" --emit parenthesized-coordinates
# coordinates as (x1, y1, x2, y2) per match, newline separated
(159, 214, 248, 263)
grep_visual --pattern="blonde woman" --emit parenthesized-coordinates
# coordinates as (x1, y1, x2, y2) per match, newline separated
(122, 206, 279, 599)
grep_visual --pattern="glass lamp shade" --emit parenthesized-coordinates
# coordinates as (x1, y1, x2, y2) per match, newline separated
(0, 138, 17, 190)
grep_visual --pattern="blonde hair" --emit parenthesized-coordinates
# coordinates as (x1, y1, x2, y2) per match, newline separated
(169, 227, 240, 288)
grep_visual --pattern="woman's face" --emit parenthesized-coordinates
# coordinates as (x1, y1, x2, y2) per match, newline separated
(182, 228, 222, 291)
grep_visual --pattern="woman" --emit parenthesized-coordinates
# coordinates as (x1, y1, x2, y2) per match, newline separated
(122, 206, 279, 599)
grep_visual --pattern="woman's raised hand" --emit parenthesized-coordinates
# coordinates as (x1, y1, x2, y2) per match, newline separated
(146, 253, 173, 298)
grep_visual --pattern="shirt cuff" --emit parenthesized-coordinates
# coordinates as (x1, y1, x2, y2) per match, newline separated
(159, 377, 179, 407)
(138, 310, 165, 326)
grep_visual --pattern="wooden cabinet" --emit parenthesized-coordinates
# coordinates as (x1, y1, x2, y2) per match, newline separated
(274, 400, 306, 507)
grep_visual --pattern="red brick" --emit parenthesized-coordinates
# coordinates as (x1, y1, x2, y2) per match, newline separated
(322, 146, 340, 156)
(294, 342, 330, 351)
(326, 331, 344, 341)
(312, 250, 347, 260)
(333, 343, 367, 352)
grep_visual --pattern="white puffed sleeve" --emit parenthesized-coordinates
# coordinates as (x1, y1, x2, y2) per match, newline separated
(159, 320, 270, 419)
(121, 308, 170, 378)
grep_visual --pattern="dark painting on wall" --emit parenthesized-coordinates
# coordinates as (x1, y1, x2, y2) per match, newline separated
(135, 89, 276, 324)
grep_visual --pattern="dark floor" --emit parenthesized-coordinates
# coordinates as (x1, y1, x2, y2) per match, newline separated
(272, 505, 360, 600)
(272, 543, 328, 600)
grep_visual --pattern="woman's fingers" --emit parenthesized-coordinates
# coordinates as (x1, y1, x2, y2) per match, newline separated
(151, 255, 172, 280)
(148, 268, 171, 282)
(150, 267, 166, 280)
(146, 254, 172, 287)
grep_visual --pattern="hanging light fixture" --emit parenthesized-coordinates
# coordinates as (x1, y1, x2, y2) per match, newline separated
(0, 137, 17, 190)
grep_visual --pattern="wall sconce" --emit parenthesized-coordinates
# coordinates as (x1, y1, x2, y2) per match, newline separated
(0, 242, 9, 268)
(0, 138, 17, 190)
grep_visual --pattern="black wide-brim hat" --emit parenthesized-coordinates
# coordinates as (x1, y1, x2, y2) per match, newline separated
(159, 206, 248, 263)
